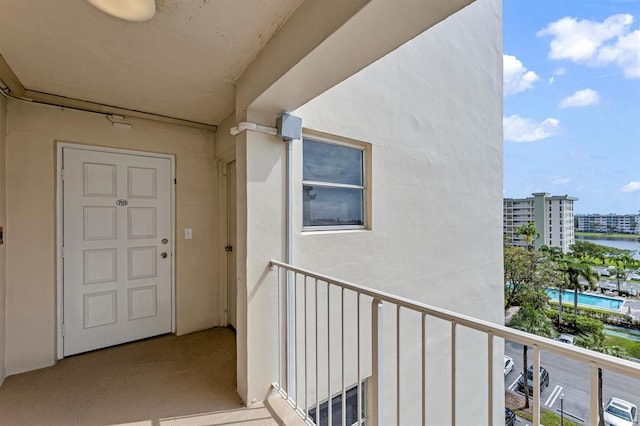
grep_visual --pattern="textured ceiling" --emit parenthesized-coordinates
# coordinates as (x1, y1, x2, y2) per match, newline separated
(0, 0, 303, 125)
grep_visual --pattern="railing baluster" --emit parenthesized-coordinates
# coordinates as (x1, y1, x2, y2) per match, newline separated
(341, 288, 346, 426)
(369, 299, 384, 426)
(396, 306, 401, 425)
(487, 332, 494, 426)
(357, 293, 361, 426)
(315, 278, 319, 421)
(533, 345, 541, 425)
(277, 266, 283, 392)
(328, 283, 332, 426)
(451, 321, 456, 426)
(421, 312, 426, 426)
(590, 363, 598, 426)
(304, 275, 308, 420)
(293, 272, 298, 405)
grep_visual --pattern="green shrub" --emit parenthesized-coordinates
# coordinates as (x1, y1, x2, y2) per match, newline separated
(575, 316, 604, 335)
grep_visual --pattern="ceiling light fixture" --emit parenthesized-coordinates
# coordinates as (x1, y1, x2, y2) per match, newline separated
(87, 0, 156, 22)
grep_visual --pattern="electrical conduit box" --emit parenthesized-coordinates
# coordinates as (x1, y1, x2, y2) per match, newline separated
(276, 113, 302, 141)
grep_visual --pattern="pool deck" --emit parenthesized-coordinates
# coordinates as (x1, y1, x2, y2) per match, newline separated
(623, 299, 640, 320)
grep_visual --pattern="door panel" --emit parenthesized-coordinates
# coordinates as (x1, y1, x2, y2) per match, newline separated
(227, 161, 237, 328)
(63, 148, 172, 356)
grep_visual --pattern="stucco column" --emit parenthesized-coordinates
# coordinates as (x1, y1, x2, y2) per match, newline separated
(235, 111, 286, 404)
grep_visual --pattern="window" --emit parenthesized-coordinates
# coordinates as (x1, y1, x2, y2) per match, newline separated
(308, 384, 366, 426)
(303, 137, 368, 229)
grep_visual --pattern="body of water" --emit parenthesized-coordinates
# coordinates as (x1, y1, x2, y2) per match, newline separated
(546, 288, 623, 311)
(575, 237, 640, 260)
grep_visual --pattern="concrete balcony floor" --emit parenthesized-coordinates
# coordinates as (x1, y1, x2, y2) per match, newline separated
(0, 328, 280, 425)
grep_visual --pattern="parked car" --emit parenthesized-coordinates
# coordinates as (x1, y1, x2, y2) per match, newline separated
(601, 269, 611, 277)
(555, 334, 575, 345)
(517, 365, 550, 396)
(504, 355, 514, 376)
(505, 407, 516, 426)
(603, 397, 637, 426)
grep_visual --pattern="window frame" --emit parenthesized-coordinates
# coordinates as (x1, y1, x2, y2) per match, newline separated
(301, 131, 371, 232)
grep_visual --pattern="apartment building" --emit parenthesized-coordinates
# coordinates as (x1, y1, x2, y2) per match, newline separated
(576, 213, 640, 234)
(504, 192, 577, 252)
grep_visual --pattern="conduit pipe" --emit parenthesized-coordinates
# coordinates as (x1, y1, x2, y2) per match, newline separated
(0, 80, 216, 131)
(229, 121, 277, 136)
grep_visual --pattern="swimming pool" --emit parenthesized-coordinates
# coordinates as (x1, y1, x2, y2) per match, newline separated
(545, 289, 623, 311)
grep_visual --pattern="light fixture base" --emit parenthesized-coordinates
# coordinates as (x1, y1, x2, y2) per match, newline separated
(87, 0, 156, 22)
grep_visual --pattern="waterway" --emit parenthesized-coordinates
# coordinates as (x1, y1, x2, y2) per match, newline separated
(575, 236, 640, 259)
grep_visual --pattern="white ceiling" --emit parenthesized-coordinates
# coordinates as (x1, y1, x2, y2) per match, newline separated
(0, 0, 303, 125)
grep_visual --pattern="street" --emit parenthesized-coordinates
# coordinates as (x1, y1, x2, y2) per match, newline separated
(505, 341, 640, 424)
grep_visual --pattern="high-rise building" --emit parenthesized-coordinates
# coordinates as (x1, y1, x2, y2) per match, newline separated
(504, 192, 577, 252)
(576, 213, 640, 234)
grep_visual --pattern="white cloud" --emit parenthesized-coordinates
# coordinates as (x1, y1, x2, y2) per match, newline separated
(503, 54, 539, 95)
(551, 176, 572, 185)
(597, 30, 640, 78)
(559, 88, 600, 108)
(620, 181, 640, 192)
(504, 115, 560, 142)
(538, 14, 640, 78)
(549, 68, 567, 85)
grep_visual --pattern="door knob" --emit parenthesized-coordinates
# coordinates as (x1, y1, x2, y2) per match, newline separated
(161, 252, 168, 259)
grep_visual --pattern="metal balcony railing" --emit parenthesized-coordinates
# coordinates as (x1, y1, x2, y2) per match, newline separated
(270, 260, 640, 426)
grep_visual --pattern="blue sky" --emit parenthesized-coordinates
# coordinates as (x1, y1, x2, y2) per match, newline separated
(503, 0, 640, 214)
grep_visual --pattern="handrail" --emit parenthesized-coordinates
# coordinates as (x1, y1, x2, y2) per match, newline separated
(270, 260, 640, 380)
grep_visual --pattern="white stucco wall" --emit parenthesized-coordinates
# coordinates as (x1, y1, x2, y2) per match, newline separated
(4, 101, 220, 375)
(292, 1, 503, 422)
(240, 0, 503, 422)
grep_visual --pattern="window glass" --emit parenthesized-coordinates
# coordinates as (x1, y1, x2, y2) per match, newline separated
(303, 138, 363, 186)
(302, 137, 367, 229)
(303, 186, 363, 227)
(308, 384, 365, 426)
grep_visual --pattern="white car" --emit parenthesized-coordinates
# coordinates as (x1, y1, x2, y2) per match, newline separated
(555, 334, 575, 345)
(504, 355, 514, 376)
(603, 397, 638, 426)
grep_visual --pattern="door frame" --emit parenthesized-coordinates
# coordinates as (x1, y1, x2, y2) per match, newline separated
(216, 159, 236, 327)
(56, 142, 176, 359)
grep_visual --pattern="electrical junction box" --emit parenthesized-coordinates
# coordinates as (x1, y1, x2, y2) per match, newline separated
(276, 113, 302, 141)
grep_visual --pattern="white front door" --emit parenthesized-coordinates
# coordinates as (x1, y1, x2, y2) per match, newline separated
(62, 147, 172, 356)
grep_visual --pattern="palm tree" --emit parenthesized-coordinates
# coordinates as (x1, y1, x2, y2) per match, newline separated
(515, 222, 540, 251)
(576, 332, 629, 426)
(611, 253, 638, 292)
(558, 255, 596, 319)
(509, 305, 556, 409)
(538, 245, 567, 322)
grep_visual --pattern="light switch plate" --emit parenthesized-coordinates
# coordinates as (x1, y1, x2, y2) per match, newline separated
(184, 228, 192, 240)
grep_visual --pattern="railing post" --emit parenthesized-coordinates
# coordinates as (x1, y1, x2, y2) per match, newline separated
(590, 363, 598, 426)
(533, 345, 541, 426)
(368, 299, 384, 426)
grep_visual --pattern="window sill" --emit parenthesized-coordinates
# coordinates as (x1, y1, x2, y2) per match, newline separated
(301, 227, 371, 235)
